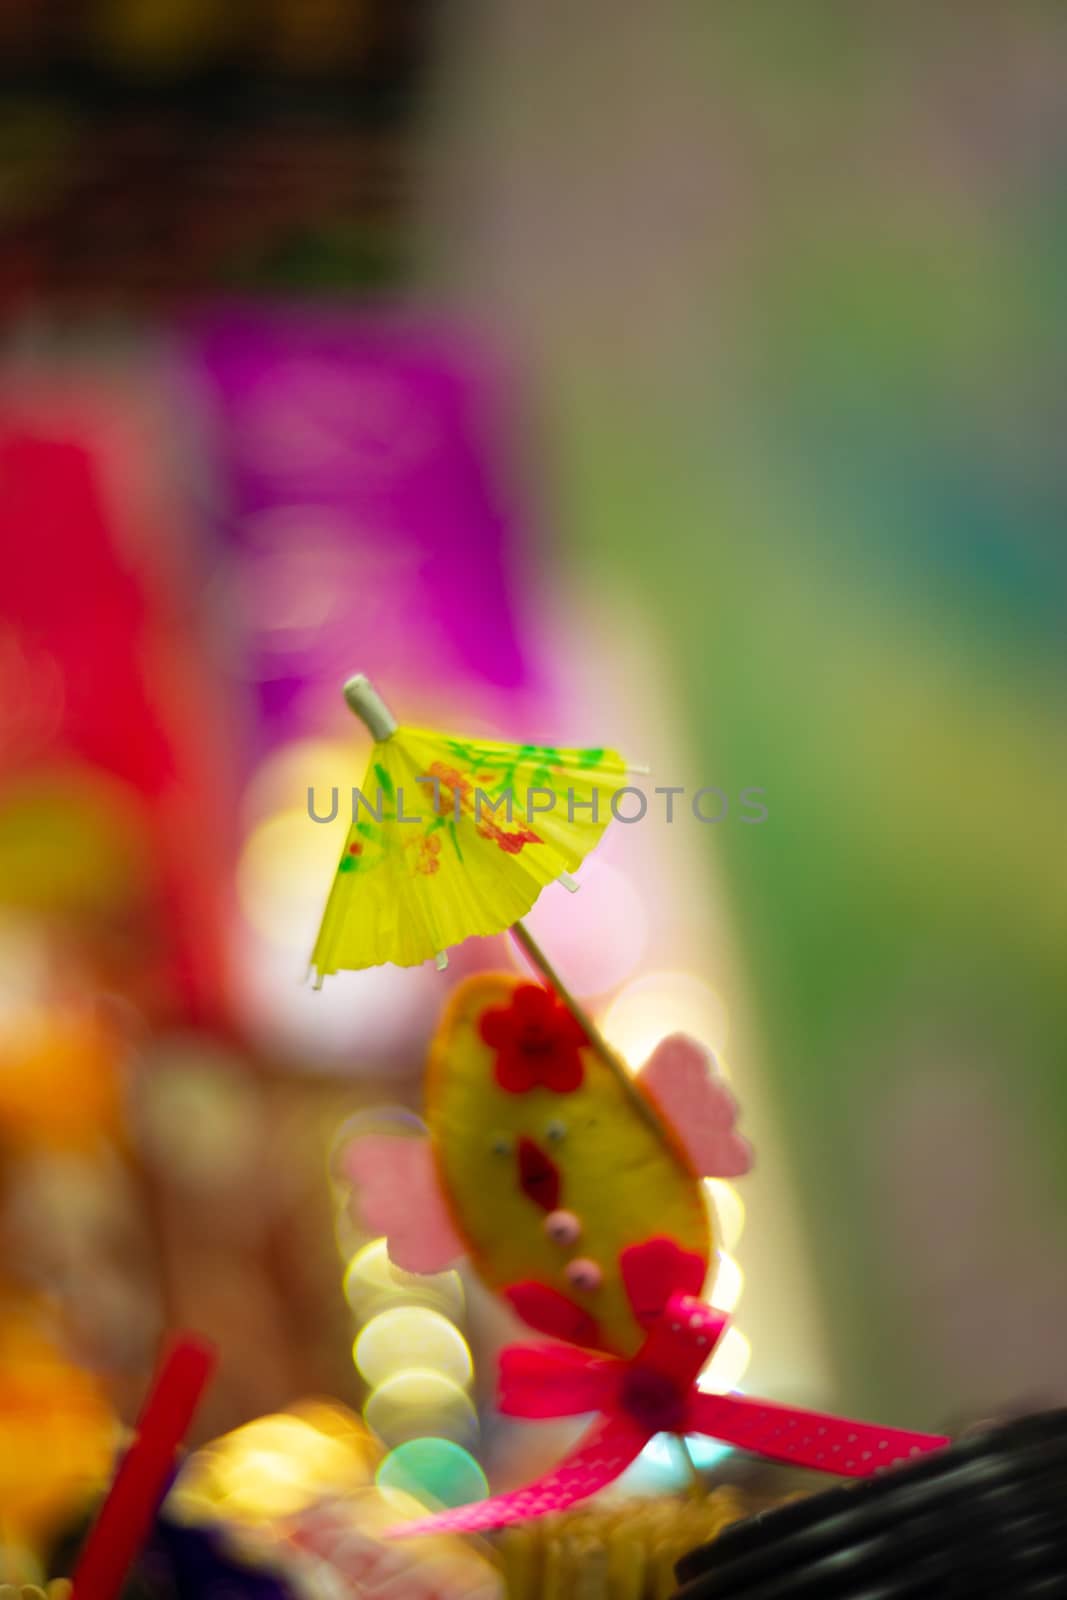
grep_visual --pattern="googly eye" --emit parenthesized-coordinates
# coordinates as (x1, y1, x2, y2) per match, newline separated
(490, 1133, 513, 1157)
(545, 1119, 568, 1144)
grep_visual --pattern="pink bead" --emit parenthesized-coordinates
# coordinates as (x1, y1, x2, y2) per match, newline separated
(544, 1209, 582, 1246)
(564, 1257, 603, 1293)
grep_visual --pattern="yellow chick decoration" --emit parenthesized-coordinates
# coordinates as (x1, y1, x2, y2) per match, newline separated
(343, 975, 949, 1539)
(343, 973, 752, 1359)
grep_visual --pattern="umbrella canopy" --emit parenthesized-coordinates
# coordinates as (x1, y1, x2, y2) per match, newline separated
(311, 677, 629, 978)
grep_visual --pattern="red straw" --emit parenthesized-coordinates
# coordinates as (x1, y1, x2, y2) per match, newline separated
(72, 1332, 217, 1600)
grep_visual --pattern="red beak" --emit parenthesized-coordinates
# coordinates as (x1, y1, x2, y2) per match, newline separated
(517, 1137, 561, 1212)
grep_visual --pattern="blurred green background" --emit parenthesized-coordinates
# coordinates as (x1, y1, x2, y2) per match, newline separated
(421, 2, 1067, 1421)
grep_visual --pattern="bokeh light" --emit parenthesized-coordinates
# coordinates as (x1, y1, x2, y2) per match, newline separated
(172, 1409, 373, 1523)
(241, 737, 366, 833)
(363, 1370, 480, 1450)
(616, 1433, 731, 1494)
(233, 933, 442, 1062)
(705, 1179, 745, 1253)
(599, 971, 729, 1069)
(698, 1326, 752, 1395)
(342, 1238, 466, 1324)
(234, 731, 445, 1060)
(135, 1037, 264, 1187)
(354, 1306, 473, 1390)
(237, 807, 341, 949)
(708, 1251, 744, 1315)
(376, 1437, 488, 1510)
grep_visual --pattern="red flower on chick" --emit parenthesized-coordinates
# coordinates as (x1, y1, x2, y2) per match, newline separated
(479, 983, 587, 1094)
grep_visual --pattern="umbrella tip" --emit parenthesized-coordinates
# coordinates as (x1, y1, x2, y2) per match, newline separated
(343, 674, 398, 741)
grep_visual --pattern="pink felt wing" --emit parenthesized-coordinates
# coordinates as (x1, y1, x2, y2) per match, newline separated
(387, 1413, 649, 1537)
(341, 1135, 465, 1275)
(639, 1034, 754, 1177)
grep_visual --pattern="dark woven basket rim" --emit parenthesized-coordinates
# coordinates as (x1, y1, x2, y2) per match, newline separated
(674, 1411, 1067, 1597)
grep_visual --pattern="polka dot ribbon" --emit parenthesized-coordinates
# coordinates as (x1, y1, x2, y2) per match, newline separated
(389, 1295, 949, 1536)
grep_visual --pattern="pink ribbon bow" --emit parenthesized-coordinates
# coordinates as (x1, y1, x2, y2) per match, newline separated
(391, 1294, 949, 1537)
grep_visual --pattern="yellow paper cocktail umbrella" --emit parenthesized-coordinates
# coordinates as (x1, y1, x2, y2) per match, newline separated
(311, 675, 631, 979)
(311, 675, 662, 1129)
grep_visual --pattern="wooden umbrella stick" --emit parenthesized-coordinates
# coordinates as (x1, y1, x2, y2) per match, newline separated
(510, 920, 670, 1142)
(676, 1436, 705, 1499)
